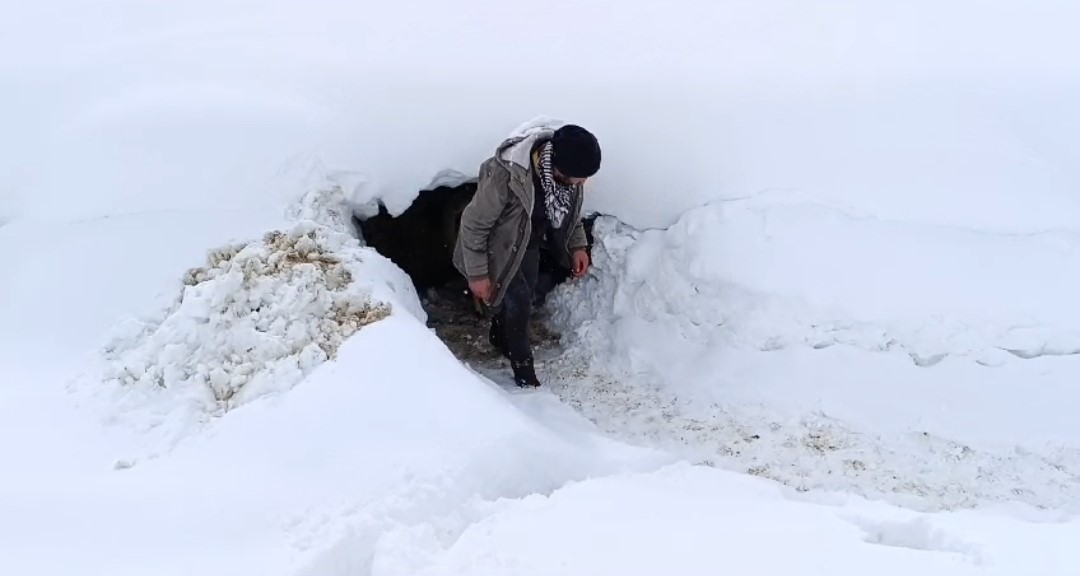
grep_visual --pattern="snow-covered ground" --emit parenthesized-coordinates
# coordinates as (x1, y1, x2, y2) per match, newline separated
(3, 0, 1080, 574)
(541, 198, 1080, 512)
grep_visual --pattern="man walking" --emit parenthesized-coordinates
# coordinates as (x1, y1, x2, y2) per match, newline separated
(452, 120, 601, 387)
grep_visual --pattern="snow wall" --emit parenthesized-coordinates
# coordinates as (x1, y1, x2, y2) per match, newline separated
(2, 0, 1078, 233)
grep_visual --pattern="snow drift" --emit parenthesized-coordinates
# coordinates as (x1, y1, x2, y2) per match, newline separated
(3, 186, 670, 575)
(406, 463, 1080, 576)
(544, 198, 1080, 511)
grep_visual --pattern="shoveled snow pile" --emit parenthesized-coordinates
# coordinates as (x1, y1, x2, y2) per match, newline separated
(70, 187, 419, 450)
(106, 224, 390, 404)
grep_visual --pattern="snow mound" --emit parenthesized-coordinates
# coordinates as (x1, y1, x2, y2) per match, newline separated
(399, 463, 1080, 576)
(555, 199, 1080, 368)
(72, 186, 418, 452)
(285, 184, 357, 235)
(543, 198, 1080, 511)
(108, 224, 391, 405)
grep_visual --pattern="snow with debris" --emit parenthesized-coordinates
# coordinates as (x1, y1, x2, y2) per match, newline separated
(3, 0, 1080, 574)
(67, 188, 419, 455)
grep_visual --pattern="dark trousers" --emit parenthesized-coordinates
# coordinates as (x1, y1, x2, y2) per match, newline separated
(494, 232, 543, 363)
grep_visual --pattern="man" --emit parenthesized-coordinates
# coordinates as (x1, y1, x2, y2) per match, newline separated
(452, 121, 601, 388)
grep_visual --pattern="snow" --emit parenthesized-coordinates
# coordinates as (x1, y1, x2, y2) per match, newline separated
(550, 194, 1080, 368)
(409, 464, 1080, 576)
(67, 189, 412, 454)
(3, 1, 1079, 230)
(8, 184, 1079, 574)
(543, 198, 1080, 511)
(3, 0, 1080, 574)
(4, 313, 666, 576)
(1, 191, 668, 574)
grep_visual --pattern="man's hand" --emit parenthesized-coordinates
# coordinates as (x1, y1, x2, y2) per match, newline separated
(469, 277, 494, 304)
(571, 249, 591, 278)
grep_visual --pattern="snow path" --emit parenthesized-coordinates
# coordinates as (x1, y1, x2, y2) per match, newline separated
(491, 352, 1080, 513)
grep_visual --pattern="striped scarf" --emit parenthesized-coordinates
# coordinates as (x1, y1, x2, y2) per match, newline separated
(534, 141, 575, 229)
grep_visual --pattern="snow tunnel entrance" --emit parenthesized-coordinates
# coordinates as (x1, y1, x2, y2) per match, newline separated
(353, 181, 596, 363)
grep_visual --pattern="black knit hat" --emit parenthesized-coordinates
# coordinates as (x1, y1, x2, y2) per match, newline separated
(551, 124, 601, 178)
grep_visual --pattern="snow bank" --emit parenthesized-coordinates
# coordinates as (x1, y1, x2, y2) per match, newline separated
(5, 312, 668, 576)
(545, 198, 1080, 510)
(405, 463, 1080, 576)
(3, 0, 1078, 231)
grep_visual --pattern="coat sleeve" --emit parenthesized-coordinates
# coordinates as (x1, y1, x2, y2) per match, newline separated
(458, 159, 507, 280)
(568, 216, 589, 252)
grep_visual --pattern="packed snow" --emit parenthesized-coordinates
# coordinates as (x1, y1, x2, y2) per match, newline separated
(3, 0, 1080, 574)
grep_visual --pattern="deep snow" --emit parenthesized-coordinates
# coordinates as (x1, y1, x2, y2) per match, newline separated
(406, 464, 1080, 576)
(3, 0, 1080, 574)
(5, 187, 1080, 576)
(539, 197, 1080, 511)
(1, 189, 670, 575)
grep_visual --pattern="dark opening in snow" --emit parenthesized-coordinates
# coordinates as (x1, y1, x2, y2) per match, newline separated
(353, 181, 596, 362)
(354, 182, 477, 292)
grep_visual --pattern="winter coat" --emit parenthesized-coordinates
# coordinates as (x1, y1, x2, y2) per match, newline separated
(452, 123, 589, 309)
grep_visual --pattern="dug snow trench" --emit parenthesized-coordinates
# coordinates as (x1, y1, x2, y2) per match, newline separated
(362, 186, 1080, 515)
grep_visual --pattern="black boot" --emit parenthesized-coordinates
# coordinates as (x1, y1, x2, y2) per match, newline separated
(489, 316, 510, 359)
(511, 357, 542, 388)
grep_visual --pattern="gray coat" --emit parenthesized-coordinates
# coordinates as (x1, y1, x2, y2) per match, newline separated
(452, 125, 588, 308)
